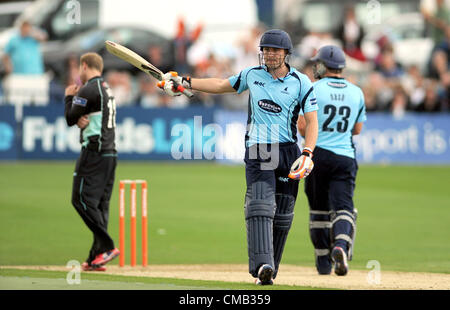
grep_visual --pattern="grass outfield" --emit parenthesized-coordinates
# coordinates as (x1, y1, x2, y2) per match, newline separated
(0, 162, 449, 275)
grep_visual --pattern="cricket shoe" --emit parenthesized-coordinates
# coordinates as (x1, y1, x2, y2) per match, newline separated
(256, 264, 274, 285)
(255, 278, 274, 285)
(331, 246, 348, 276)
(81, 262, 106, 272)
(91, 248, 120, 268)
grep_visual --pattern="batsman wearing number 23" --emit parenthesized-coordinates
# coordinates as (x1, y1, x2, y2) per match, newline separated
(64, 53, 120, 271)
(298, 45, 367, 276)
(160, 29, 319, 285)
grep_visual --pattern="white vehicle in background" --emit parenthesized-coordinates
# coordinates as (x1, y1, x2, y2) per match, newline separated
(0, 1, 32, 31)
(0, 0, 257, 75)
(275, 0, 435, 72)
(361, 12, 434, 73)
(1, 0, 257, 48)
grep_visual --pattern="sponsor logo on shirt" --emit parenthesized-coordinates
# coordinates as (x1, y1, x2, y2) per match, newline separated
(258, 100, 282, 114)
(327, 81, 347, 88)
(72, 96, 88, 106)
(254, 80, 265, 87)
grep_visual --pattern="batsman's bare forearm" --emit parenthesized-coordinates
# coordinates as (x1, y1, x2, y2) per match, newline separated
(297, 115, 306, 137)
(303, 111, 318, 151)
(352, 122, 363, 135)
(190, 78, 235, 94)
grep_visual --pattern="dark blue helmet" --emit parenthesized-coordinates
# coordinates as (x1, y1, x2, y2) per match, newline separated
(310, 45, 346, 69)
(259, 29, 293, 55)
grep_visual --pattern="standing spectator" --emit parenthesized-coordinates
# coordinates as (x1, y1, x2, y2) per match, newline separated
(336, 6, 366, 62)
(173, 17, 203, 74)
(430, 26, 450, 83)
(148, 45, 172, 75)
(2, 21, 47, 75)
(422, 0, 449, 48)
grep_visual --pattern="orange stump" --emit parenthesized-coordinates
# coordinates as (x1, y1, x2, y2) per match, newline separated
(141, 181, 148, 267)
(119, 181, 125, 267)
(118, 180, 148, 267)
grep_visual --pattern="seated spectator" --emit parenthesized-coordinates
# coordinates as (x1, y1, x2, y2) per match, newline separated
(136, 73, 165, 108)
(391, 85, 408, 118)
(362, 85, 379, 112)
(363, 72, 393, 111)
(414, 80, 443, 112)
(105, 71, 135, 107)
(402, 65, 426, 111)
(234, 24, 265, 71)
(295, 31, 337, 68)
(375, 49, 404, 79)
(301, 61, 315, 82)
(373, 36, 393, 68)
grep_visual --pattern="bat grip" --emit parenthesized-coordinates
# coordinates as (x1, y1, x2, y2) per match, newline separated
(174, 82, 194, 98)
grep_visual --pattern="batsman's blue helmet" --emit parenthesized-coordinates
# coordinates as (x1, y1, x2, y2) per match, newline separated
(310, 45, 346, 69)
(259, 29, 293, 54)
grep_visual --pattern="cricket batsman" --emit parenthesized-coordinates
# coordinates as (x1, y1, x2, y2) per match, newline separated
(297, 45, 367, 276)
(159, 29, 318, 285)
(64, 52, 119, 271)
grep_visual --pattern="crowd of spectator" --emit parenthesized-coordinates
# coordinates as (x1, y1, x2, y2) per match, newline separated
(1, 2, 449, 115)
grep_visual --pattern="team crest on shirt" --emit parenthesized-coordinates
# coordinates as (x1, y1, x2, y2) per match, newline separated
(258, 100, 282, 114)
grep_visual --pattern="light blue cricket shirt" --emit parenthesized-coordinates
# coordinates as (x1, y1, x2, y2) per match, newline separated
(229, 65, 318, 147)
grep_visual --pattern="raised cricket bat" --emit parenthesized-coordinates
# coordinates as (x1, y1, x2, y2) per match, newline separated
(105, 40, 194, 98)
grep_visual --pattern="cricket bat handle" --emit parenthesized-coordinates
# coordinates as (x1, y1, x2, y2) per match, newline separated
(174, 83, 194, 98)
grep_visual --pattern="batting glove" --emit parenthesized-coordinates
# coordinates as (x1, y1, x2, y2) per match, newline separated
(162, 71, 192, 89)
(157, 80, 182, 96)
(288, 147, 314, 180)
